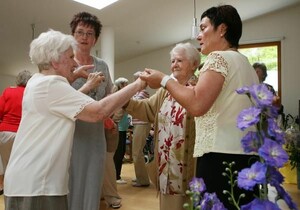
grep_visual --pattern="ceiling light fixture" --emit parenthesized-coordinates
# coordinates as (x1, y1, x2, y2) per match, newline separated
(73, 0, 119, 10)
(191, 0, 199, 39)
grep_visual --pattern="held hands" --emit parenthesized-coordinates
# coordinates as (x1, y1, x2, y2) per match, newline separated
(134, 77, 148, 91)
(139, 68, 166, 89)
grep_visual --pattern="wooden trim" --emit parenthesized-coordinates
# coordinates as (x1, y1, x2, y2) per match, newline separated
(240, 41, 281, 102)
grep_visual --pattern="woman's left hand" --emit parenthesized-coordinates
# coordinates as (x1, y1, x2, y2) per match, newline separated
(73, 65, 95, 79)
(139, 68, 165, 89)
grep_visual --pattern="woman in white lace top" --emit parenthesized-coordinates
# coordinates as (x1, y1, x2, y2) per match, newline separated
(140, 5, 259, 209)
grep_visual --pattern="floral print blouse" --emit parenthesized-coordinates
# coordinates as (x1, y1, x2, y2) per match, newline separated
(157, 92, 187, 195)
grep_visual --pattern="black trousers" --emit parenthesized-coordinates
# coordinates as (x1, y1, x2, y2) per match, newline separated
(196, 153, 259, 209)
(113, 131, 127, 180)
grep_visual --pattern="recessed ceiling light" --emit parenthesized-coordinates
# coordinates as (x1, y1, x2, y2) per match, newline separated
(73, 0, 119, 10)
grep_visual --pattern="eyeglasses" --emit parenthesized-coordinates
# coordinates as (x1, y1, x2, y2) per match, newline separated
(74, 31, 95, 38)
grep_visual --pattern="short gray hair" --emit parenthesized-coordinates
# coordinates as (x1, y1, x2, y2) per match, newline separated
(114, 77, 129, 91)
(170, 42, 200, 68)
(29, 29, 77, 71)
(16, 70, 32, 86)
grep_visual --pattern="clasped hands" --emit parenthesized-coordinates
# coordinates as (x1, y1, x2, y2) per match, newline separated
(75, 65, 166, 91)
(135, 68, 166, 89)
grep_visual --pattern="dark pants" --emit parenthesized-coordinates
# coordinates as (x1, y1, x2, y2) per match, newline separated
(5, 195, 68, 210)
(196, 153, 259, 209)
(113, 131, 127, 180)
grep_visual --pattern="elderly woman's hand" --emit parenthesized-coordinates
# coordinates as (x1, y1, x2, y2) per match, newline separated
(86, 72, 105, 88)
(73, 65, 95, 80)
(79, 72, 104, 94)
(139, 68, 166, 89)
(134, 77, 148, 91)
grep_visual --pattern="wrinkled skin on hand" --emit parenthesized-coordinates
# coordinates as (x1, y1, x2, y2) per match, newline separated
(139, 68, 165, 89)
(73, 65, 95, 79)
(85, 71, 105, 90)
(134, 77, 148, 91)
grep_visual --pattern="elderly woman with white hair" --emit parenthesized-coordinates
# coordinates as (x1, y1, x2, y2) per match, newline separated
(124, 42, 200, 210)
(3, 30, 146, 210)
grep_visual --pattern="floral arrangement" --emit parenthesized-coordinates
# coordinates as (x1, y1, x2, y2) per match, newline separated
(284, 119, 300, 169)
(184, 84, 298, 210)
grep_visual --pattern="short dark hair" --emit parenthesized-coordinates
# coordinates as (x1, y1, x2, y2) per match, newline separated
(253, 62, 268, 81)
(70, 12, 102, 40)
(201, 5, 242, 48)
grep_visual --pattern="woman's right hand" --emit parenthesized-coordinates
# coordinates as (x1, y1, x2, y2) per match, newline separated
(85, 72, 105, 90)
(73, 65, 95, 79)
(139, 68, 165, 89)
(79, 72, 105, 94)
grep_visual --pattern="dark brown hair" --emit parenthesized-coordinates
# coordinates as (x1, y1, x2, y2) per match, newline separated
(201, 5, 242, 48)
(253, 62, 268, 82)
(70, 12, 102, 40)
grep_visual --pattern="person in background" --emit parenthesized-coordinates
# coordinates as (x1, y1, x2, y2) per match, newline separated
(0, 70, 32, 194)
(253, 62, 276, 95)
(4, 29, 146, 210)
(125, 42, 198, 210)
(101, 116, 122, 209)
(101, 81, 129, 209)
(113, 78, 131, 185)
(253, 62, 283, 113)
(140, 5, 259, 208)
(131, 71, 151, 187)
(68, 12, 113, 210)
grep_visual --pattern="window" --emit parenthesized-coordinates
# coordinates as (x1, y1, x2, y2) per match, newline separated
(196, 41, 281, 101)
(239, 41, 281, 99)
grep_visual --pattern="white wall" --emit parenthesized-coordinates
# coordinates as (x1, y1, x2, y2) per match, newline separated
(242, 4, 300, 117)
(115, 46, 173, 95)
(115, 4, 300, 117)
(0, 75, 15, 92)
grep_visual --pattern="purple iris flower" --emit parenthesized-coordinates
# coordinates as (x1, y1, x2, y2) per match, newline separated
(267, 166, 284, 186)
(241, 131, 261, 153)
(274, 185, 298, 210)
(241, 198, 281, 210)
(258, 138, 289, 167)
(200, 192, 227, 210)
(249, 84, 274, 107)
(266, 105, 280, 118)
(236, 86, 250, 94)
(237, 107, 261, 130)
(189, 177, 206, 193)
(237, 161, 267, 190)
(267, 118, 285, 144)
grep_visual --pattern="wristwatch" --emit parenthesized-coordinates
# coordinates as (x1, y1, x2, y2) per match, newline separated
(160, 75, 172, 88)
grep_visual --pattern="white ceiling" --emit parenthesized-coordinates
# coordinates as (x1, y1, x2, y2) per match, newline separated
(1, 0, 299, 76)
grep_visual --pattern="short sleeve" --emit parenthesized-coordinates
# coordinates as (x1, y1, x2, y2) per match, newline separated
(200, 52, 229, 78)
(47, 77, 94, 120)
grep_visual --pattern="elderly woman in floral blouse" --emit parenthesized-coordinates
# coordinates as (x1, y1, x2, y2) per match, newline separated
(125, 42, 200, 210)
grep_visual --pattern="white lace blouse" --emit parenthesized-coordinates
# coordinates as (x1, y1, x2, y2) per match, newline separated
(193, 51, 259, 157)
